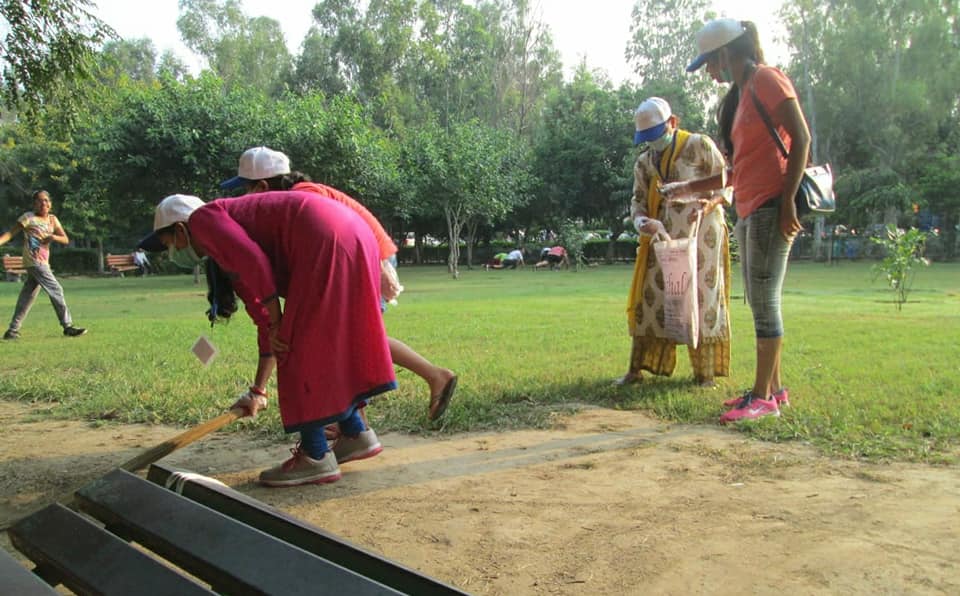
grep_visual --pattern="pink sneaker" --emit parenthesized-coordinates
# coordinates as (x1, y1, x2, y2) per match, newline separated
(772, 387, 790, 408)
(723, 391, 750, 408)
(723, 387, 790, 408)
(719, 394, 780, 424)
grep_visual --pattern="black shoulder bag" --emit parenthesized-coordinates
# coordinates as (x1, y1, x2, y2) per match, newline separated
(749, 86, 836, 215)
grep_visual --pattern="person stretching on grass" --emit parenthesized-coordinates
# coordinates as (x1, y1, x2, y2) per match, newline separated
(219, 147, 458, 421)
(0, 190, 86, 340)
(140, 192, 396, 487)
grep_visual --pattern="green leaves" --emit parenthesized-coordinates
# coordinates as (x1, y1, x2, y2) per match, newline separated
(1, 0, 115, 124)
(871, 225, 930, 310)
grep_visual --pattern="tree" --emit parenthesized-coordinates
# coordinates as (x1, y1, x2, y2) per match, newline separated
(98, 39, 159, 84)
(402, 119, 533, 277)
(532, 68, 636, 261)
(157, 51, 191, 81)
(177, 0, 292, 94)
(625, 0, 714, 126)
(916, 152, 960, 259)
(1, 0, 115, 121)
(780, 0, 960, 230)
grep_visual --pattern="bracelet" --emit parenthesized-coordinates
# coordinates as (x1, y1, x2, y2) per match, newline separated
(249, 385, 267, 397)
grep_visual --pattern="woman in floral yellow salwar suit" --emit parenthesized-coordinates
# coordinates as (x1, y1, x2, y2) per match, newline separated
(617, 97, 732, 388)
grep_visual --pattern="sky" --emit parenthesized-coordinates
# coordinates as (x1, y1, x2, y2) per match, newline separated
(91, 0, 788, 85)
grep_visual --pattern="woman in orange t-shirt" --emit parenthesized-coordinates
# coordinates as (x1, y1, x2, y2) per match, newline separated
(673, 18, 811, 423)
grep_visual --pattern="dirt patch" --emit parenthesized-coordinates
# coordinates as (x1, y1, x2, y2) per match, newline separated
(1, 400, 958, 595)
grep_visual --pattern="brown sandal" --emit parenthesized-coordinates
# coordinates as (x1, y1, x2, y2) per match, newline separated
(428, 376, 458, 421)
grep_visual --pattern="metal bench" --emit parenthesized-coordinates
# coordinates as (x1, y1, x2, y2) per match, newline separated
(6, 467, 467, 595)
(0, 546, 57, 595)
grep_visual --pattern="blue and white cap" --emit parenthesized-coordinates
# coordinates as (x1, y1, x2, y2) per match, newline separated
(633, 97, 672, 145)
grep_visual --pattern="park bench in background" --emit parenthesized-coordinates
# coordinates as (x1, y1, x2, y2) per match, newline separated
(105, 253, 138, 276)
(5, 465, 467, 595)
(2, 255, 26, 281)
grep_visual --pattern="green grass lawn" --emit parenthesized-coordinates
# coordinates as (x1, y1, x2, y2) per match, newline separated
(0, 260, 957, 462)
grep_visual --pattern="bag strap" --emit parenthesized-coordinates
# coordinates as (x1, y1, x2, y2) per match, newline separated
(747, 80, 790, 161)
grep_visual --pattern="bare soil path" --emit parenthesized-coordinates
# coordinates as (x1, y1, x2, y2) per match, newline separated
(1, 401, 957, 595)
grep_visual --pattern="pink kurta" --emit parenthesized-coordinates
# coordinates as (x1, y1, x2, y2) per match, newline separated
(189, 190, 396, 432)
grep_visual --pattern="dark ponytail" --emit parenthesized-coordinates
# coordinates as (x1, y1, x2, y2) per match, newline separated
(205, 259, 238, 325)
(205, 172, 312, 323)
(716, 20, 766, 158)
(259, 171, 312, 191)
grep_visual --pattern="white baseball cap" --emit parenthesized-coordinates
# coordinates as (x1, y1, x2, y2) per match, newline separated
(633, 97, 672, 145)
(220, 146, 291, 189)
(138, 194, 205, 251)
(686, 18, 746, 72)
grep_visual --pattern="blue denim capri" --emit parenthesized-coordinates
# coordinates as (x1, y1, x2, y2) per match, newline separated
(734, 197, 793, 339)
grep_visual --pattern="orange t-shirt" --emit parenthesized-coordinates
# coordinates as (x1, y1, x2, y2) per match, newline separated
(730, 65, 798, 218)
(292, 181, 398, 259)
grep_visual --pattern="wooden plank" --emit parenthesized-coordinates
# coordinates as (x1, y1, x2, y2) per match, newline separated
(0, 546, 58, 596)
(149, 464, 468, 596)
(76, 470, 402, 596)
(8, 504, 213, 596)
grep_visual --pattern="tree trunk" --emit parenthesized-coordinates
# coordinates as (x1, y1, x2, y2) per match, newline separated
(445, 207, 462, 279)
(96, 238, 104, 274)
(942, 212, 957, 260)
(465, 219, 479, 270)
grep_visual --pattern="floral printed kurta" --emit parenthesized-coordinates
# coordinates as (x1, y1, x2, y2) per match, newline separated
(630, 132, 731, 354)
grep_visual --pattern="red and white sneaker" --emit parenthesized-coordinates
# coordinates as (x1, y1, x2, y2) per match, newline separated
(333, 428, 382, 464)
(719, 394, 780, 424)
(723, 387, 790, 408)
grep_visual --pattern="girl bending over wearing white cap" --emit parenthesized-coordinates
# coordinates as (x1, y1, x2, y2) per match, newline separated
(220, 147, 457, 423)
(141, 191, 396, 487)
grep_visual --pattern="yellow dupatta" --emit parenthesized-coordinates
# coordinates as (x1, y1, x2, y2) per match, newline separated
(626, 129, 691, 335)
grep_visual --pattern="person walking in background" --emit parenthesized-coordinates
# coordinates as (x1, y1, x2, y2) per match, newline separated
(676, 18, 810, 422)
(616, 97, 731, 388)
(220, 147, 458, 421)
(140, 192, 396, 487)
(133, 248, 151, 276)
(0, 190, 86, 339)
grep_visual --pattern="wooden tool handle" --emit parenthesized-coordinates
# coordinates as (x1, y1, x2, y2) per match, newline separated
(0, 408, 248, 531)
(119, 408, 246, 472)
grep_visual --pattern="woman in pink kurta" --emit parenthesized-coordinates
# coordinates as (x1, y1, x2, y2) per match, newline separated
(141, 191, 396, 487)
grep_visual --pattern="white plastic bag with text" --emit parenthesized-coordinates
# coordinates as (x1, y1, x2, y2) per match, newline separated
(653, 233, 699, 348)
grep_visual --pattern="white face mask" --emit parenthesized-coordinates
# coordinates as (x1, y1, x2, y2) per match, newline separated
(648, 130, 674, 151)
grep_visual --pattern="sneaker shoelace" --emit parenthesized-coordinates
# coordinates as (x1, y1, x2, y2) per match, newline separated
(735, 390, 755, 409)
(281, 443, 306, 471)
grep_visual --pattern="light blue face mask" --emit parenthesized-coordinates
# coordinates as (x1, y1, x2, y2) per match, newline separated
(169, 244, 203, 270)
(168, 224, 204, 270)
(648, 130, 674, 152)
